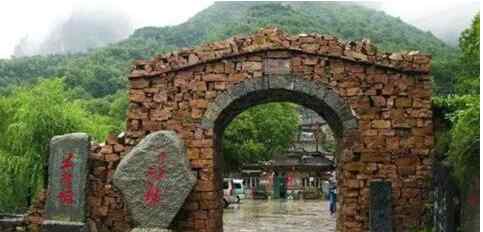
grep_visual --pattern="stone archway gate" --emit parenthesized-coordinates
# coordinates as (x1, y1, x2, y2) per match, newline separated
(30, 27, 433, 232)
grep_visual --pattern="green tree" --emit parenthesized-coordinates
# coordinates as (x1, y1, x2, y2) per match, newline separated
(449, 13, 480, 187)
(222, 103, 299, 172)
(435, 12, 480, 189)
(0, 78, 117, 212)
(446, 96, 479, 184)
(456, 13, 480, 95)
(108, 90, 129, 126)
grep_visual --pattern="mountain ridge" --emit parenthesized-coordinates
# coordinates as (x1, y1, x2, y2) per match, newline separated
(130, 2, 452, 54)
(0, 1, 458, 97)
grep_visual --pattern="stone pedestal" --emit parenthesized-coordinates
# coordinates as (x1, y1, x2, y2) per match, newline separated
(42, 220, 87, 232)
(130, 228, 172, 232)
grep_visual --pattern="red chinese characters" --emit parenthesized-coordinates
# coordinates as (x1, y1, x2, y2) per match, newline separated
(144, 152, 167, 207)
(58, 152, 75, 205)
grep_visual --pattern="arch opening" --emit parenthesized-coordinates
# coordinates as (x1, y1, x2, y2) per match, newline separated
(214, 88, 346, 140)
(204, 77, 357, 231)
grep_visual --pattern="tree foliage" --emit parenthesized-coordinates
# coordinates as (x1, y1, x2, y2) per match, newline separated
(0, 78, 119, 212)
(222, 103, 299, 172)
(434, 13, 480, 190)
(456, 13, 480, 95)
(447, 96, 479, 183)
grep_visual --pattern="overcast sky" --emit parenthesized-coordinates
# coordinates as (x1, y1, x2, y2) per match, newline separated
(0, 0, 479, 59)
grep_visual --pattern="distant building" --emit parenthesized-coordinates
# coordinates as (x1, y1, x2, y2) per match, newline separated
(240, 107, 336, 199)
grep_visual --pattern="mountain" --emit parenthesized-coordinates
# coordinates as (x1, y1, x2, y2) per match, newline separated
(130, 1, 453, 55)
(408, 2, 480, 46)
(13, 9, 133, 57)
(0, 1, 459, 98)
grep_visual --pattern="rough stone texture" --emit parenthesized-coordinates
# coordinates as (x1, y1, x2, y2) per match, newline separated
(264, 58, 291, 74)
(25, 190, 47, 231)
(130, 228, 172, 232)
(41, 220, 87, 232)
(461, 175, 480, 232)
(27, 27, 433, 232)
(113, 131, 196, 228)
(0, 215, 26, 232)
(84, 134, 134, 232)
(128, 27, 430, 78)
(45, 133, 90, 222)
(432, 161, 458, 232)
(369, 181, 393, 232)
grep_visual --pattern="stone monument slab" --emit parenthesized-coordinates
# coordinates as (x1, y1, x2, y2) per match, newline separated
(45, 133, 90, 222)
(369, 180, 393, 232)
(113, 131, 196, 228)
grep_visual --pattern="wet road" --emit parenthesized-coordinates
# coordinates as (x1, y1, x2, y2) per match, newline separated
(223, 199, 336, 232)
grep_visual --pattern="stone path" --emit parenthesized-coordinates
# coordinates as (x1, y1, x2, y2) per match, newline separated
(223, 199, 336, 232)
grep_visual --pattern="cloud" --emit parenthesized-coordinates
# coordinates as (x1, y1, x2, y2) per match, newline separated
(14, 6, 134, 57)
(0, 0, 214, 58)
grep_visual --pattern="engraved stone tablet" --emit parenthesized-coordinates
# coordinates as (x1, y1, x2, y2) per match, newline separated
(113, 131, 196, 228)
(264, 58, 290, 74)
(45, 133, 90, 222)
(369, 181, 393, 232)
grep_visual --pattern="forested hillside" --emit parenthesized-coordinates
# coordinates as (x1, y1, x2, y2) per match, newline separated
(0, 2, 457, 98)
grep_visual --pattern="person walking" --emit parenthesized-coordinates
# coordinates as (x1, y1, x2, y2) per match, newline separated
(328, 183, 337, 215)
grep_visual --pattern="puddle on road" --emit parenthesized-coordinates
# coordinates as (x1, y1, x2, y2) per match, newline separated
(223, 199, 336, 232)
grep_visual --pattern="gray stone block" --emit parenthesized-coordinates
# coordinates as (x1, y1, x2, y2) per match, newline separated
(0, 214, 25, 231)
(268, 75, 294, 90)
(229, 82, 249, 99)
(343, 118, 358, 130)
(45, 133, 90, 222)
(313, 85, 329, 100)
(113, 131, 196, 228)
(324, 91, 345, 114)
(200, 117, 215, 129)
(203, 102, 221, 120)
(369, 181, 393, 232)
(293, 78, 322, 98)
(251, 77, 269, 91)
(339, 107, 357, 124)
(42, 220, 87, 232)
(264, 58, 290, 75)
(131, 228, 172, 232)
(213, 92, 234, 111)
